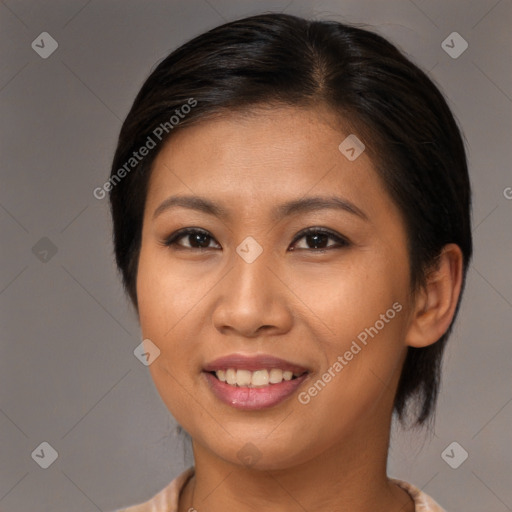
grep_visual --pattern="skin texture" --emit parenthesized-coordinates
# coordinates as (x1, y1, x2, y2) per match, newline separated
(136, 106, 463, 512)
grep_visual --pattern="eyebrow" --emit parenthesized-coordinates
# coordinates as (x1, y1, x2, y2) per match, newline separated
(153, 194, 368, 222)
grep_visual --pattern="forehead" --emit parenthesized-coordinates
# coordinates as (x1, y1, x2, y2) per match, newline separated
(145, 106, 398, 226)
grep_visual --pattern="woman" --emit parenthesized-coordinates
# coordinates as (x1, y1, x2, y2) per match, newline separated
(109, 13, 472, 512)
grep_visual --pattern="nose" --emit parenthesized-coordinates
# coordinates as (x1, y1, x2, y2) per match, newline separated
(211, 247, 293, 338)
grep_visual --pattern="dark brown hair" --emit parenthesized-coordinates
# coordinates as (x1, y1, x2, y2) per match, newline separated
(109, 13, 472, 426)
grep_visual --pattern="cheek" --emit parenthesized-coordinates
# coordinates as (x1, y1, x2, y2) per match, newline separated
(289, 247, 408, 341)
(290, 252, 409, 414)
(136, 244, 208, 338)
(136, 247, 199, 410)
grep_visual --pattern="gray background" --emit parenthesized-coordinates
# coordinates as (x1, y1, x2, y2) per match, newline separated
(1, 1, 511, 511)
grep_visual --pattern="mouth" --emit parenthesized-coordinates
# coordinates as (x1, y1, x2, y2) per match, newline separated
(202, 354, 310, 409)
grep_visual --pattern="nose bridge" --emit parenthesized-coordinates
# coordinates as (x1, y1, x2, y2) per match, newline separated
(230, 237, 274, 305)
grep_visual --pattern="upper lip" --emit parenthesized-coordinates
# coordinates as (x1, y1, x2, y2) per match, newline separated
(203, 354, 309, 374)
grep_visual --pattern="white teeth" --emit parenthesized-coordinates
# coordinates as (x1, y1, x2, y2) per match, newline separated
(213, 368, 303, 387)
(236, 369, 252, 387)
(226, 368, 237, 385)
(251, 369, 269, 387)
(269, 368, 283, 384)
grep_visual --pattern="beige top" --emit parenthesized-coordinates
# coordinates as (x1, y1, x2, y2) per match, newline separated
(115, 467, 446, 512)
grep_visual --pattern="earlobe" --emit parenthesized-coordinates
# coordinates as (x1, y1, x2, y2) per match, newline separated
(405, 244, 464, 348)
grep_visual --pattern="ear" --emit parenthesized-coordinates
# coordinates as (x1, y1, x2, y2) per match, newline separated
(405, 244, 464, 348)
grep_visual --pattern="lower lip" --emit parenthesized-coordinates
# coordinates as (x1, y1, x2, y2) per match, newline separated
(203, 372, 309, 410)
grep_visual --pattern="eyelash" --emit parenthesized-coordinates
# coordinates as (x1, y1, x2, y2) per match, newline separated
(162, 227, 350, 253)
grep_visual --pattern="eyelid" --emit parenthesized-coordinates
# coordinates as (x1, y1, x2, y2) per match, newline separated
(163, 227, 219, 249)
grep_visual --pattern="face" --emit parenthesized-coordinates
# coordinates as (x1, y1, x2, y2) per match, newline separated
(136, 106, 415, 470)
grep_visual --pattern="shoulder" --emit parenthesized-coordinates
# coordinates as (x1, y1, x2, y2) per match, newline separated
(391, 479, 447, 512)
(113, 467, 194, 512)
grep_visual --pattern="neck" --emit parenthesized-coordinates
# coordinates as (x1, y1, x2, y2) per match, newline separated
(179, 405, 414, 512)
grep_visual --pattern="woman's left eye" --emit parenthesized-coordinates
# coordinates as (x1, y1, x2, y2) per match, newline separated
(290, 228, 350, 252)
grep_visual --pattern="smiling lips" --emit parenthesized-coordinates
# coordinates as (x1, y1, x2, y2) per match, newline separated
(203, 354, 310, 410)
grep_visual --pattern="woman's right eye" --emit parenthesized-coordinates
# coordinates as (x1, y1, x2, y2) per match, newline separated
(163, 228, 220, 250)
